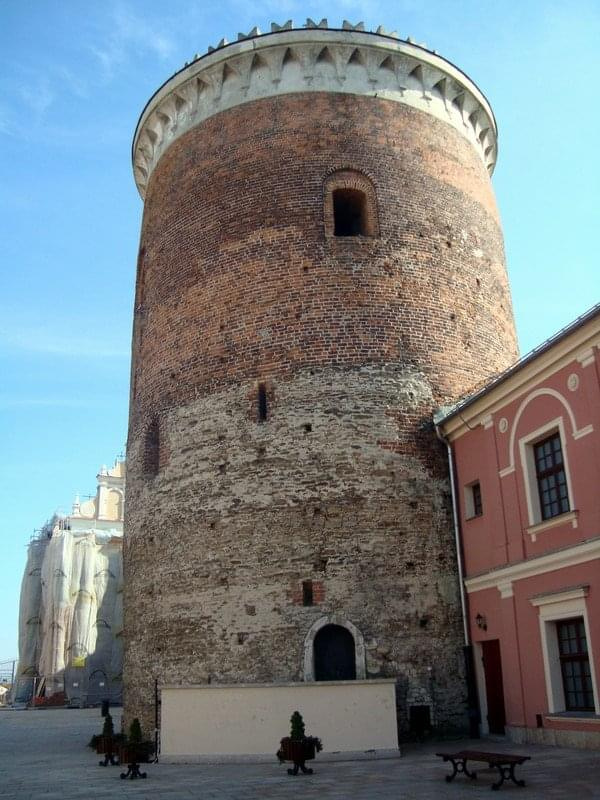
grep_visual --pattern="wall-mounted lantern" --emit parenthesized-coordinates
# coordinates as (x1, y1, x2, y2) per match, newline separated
(475, 613, 487, 631)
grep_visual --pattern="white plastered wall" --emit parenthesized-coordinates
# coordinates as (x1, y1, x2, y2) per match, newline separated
(161, 679, 398, 760)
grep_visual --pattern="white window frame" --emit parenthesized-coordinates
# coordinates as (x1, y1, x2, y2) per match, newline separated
(518, 417, 575, 528)
(472, 641, 490, 735)
(531, 588, 599, 714)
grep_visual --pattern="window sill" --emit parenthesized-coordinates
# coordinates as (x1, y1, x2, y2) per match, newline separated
(526, 510, 578, 542)
(465, 513, 483, 522)
(545, 711, 600, 724)
(326, 235, 378, 242)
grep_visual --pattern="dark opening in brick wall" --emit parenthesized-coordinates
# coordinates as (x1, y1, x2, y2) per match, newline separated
(135, 247, 146, 308)
(143, 420, 160, 477)
(302, 580, 313, 606)
(258, 383, 268, 422)
(333, 188, 366, 236)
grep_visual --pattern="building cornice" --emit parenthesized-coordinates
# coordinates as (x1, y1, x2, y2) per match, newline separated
(464, 536, 600, 597)
(132, 23, 498, 198)
(530, 584, 589, 606)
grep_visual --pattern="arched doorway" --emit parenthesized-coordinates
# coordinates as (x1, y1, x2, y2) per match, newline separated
(314, 624, 356, 681)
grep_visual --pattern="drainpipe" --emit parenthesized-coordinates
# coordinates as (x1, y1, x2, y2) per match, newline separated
(435, 424, 480, 738)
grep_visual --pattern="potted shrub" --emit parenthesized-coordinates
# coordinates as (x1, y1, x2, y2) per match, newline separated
(277, 710, 322, 776)
(97, 713, 119, 766)
(119, 718, 151, 779)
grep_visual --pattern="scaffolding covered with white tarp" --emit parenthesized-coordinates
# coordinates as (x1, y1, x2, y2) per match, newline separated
(15, 460, 125, 706)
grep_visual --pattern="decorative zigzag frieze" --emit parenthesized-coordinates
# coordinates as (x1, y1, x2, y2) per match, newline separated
(133, 27, 497, 198)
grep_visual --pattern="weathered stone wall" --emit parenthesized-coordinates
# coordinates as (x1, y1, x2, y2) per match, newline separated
(124, 90, 518, 733)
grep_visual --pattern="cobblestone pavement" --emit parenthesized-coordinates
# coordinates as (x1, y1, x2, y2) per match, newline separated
(1, 707, 599, 799)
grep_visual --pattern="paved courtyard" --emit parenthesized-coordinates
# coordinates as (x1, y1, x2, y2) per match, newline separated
(1, 707, 599, 799)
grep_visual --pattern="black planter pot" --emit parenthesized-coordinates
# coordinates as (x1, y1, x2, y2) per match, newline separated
(118, 743, 153, 779)
(277, 736, 320, 775)
(97, 736, 118, 766)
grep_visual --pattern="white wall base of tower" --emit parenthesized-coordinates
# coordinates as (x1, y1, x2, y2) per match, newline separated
(160, 679, 398, 759)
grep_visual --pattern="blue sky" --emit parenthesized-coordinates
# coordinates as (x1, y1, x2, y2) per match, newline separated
(1, 1, 598, 663)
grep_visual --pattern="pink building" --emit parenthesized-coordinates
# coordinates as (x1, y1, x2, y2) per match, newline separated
(436, 303, 600, 748)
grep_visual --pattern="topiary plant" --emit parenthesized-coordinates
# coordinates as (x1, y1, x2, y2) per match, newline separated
(102, 713, 114, 739)
(290, 711, 305, 741)
(128, 718, 143, 745)
(277, 710, 323, 775)
(89, 712, 117, 749)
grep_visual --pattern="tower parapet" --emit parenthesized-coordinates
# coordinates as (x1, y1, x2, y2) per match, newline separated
(133, 22, 497, 198)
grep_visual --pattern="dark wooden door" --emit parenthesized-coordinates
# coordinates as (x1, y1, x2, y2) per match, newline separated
(314, 625, 356, 681)
(481, 639, 507, 734)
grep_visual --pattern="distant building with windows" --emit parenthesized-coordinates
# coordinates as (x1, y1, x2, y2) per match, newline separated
(15, 459, 125, 707)
(436, 303, 600, 748)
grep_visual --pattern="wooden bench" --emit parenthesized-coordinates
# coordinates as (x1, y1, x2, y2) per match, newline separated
(436, 750, 531, 791)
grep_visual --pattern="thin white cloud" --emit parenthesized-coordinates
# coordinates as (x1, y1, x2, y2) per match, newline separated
(0, 395, 101, 409)
(2, 2, 176, 137)
(222, 1, 414, 37)
(90, 2, 176, 79)
(0, 61, 89, 136)
(19, 77, 55, 118)
(243, 0, 300, 16)
(55, 66, 89, 100)
(0, 104, 13, 136)
(0, 324, 129, 360)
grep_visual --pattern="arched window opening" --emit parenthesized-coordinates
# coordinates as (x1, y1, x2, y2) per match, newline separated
(324, 169, 379, 239)
(314, 624, 356, 681)
(333, 188, 366, 236)
(104, 489, 123, 521)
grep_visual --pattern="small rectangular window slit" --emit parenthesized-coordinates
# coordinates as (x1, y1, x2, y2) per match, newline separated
(472, 482, 482, 517)
(302, 580, 313, 606)
(465, 480, 483, 519)
(258, 383, 268, 422)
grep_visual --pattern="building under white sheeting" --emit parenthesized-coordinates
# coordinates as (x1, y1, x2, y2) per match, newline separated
(15, 460, 125, 706)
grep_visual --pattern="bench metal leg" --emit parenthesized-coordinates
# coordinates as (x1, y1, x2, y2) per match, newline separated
(491, 763, 525, 791)
(443, 756, 477, 783)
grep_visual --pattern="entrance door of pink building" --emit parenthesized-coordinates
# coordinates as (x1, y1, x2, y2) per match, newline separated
(481, 639, 507, 735)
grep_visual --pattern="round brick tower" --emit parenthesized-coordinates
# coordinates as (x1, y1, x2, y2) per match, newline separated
(124, 22, 518, 733)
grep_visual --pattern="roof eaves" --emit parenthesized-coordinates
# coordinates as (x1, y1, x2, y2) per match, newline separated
(434, 301, 600, 426)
